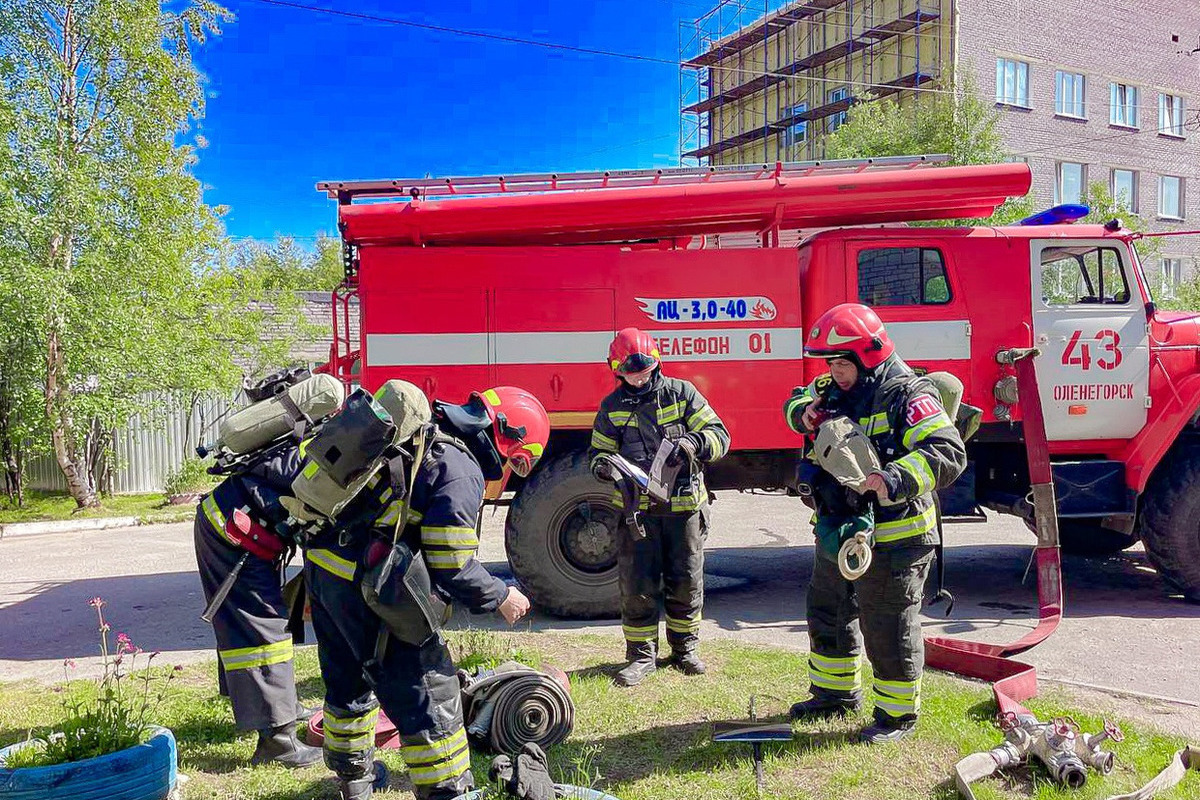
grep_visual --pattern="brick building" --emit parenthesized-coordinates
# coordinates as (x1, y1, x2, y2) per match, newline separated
(680, 0, 1200, 289)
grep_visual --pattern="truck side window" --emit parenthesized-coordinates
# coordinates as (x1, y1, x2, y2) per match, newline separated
(857, 247, 951, 306)
(1040, 246, 1131, 306)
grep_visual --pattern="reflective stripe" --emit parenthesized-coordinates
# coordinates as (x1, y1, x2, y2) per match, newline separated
(591, 429, 618, 452)
(611, 490, 649, 511)
(402, 728, 471, 786)
(894, 452, 936, 495)
(874, 677, 921, 717)
(702, 428, 726, 458)
(874, 505, 938, 543)
(860, 412, 890, 438)
(378, 501, 423, 527)
(783, 394, 813, 432)
(808, 653, 860, 671)
(808, 650, 862, 692)
(608, 411, 636, 426)
(324, 706, 379, 752)
(902, 411, 952, 449)
(422, 526, 479, 548)
(687, 405, 718, 430)
(671, 495, 703, 512)
(302, 460, 319, 479)
(657, 401, 686, 424)
(218, 639, 293, 671)
(623, 623, 658, 642)
(666, 615, 701, 634)
(481, 389, 501, 406)
(425, 550, 473, 569)
(308, 548, 356, 581)
(200, 496, 233, 544)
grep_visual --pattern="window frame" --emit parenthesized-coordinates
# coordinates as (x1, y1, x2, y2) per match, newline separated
(854, 245, 954, 308)
(1159, 93, 1185, 138)
(1158, 175, 1184, 219)
(996, 58, 1030, 107)
(1160, 256, 1184, 298)
(1109, 82, 1140, 128)
(1054, 70, 1087, 118)
(1038, 244, 1134, 309)
(1111, 168, 1139, 213)
(1054, 161, 1087, 205)
(827, 87, 849, 132)
(783, 102, 808, 148)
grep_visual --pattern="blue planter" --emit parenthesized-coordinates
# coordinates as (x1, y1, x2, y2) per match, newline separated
(0, 726, 177, 800)
(454, 787, 619, 800)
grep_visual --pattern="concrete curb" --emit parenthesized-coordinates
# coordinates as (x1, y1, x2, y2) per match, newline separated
(0, 514, 193, 539)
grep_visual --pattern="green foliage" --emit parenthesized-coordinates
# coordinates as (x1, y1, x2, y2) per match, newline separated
(162, 458, 214, 497)
(6, 598, 179, 767)
(822, 72, 1034, 226)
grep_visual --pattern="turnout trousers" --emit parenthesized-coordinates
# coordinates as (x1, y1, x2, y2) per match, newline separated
(618, 511, 704, 657)
(193, 515, 298, 731)
(805, 543, 934, 726)
(304, 543, 473, 800)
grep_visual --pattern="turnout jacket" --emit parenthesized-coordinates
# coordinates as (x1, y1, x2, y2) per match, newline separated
(199, 446, 302, 547)
(588, 372, 730, 514)
(783, 355, 967, 547)
(307, 439, 508, 614)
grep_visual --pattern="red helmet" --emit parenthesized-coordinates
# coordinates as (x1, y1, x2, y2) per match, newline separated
(804, 303, 894, 370)
(475, 386, 549, 478)
(608, 327, 661, 377)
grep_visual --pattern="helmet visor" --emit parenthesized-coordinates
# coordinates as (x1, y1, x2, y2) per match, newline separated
(615, 352, 658, 375)
(508, 449, 534, 478)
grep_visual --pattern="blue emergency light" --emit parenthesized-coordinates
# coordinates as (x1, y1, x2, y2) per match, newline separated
(1019, 204, 1090, 226)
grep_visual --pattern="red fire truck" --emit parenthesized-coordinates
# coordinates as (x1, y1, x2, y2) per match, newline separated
(317, 156, 1200, 616)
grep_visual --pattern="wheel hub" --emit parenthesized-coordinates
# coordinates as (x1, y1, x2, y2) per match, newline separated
(558, 502, 618, 574)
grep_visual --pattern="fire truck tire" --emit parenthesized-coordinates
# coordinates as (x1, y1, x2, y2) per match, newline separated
(1140, 446, 1200, 602)
(505, 450, 622, 619)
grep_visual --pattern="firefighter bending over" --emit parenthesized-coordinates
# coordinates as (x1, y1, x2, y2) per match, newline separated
(783, 303, 966, 744)
(589, 327, 730, 687)
(193, 443, 320, 768)
(303, 383, 549, 800)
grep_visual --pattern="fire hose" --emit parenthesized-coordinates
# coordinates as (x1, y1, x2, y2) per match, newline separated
(461, 662, 575, 754)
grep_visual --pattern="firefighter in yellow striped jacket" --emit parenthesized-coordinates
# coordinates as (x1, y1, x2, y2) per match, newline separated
(782, 303, 966, 744)
(193, 445, 321, 768)
(589, 327, 730, 687)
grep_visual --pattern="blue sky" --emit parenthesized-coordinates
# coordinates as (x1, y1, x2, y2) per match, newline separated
(193, 0, 714, 241)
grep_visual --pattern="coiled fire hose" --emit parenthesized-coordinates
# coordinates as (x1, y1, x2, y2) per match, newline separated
(462, 662, 575, 754)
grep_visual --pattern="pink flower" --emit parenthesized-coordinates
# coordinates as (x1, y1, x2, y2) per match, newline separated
(64, 658, 77, 669)
(88, 597, 105, 609)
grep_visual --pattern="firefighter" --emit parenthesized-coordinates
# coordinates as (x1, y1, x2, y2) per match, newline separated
(304, 385, 550, 800)
(193, 443, 320, 768)
(589, 327, 730, 687)
(782, 303, 966, 744)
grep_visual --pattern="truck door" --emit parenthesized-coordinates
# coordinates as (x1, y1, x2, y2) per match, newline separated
(1030, 240, 1149, 440)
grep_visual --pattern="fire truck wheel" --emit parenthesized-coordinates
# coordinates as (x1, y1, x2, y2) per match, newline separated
(505, 450, 622, 619)
(1023, 518, 1136, 556)
(1140, 445, 1200, 603)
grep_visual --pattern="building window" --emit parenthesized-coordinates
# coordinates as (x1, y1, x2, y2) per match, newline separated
(1159, 175, 1184, 219)
(1055, 162, 1086, 205)
(1109, 83, 1140, 128)
(1160, 93, 1185, 137)
(996, 58, 1030, 106)
(784, 103, 808, 147)
(1040, 246, 1130, 307)
(1161, 257, 1185, 298)
(1111, 169, 1138, 212)
(857, 248, 951, 306)
(827, 88, 848, 132)
(1055, 71, 1086, 117)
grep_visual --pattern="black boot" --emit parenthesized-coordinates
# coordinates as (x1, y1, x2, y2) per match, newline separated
(670, 648, 707, 675)
(337, 761, 389, 800)
(250, 722, 323, 768)
(615, 641, 657, 687)
(860, 718, 916, 744)
(295, 701, 318, 723)
(788, 695, 862, 722)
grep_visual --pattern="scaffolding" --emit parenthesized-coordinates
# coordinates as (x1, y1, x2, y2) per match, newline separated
(679, 0, 946, 166)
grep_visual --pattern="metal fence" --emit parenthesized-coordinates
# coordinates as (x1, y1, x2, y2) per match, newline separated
(26, 392, 239, 495)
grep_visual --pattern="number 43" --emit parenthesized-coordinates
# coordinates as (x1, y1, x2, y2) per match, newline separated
(1062, 329, 1122, 371)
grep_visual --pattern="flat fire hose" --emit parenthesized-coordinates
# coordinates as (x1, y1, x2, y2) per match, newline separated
(307, 709, 400, 749)
(462, 662, 575, 754)
(925, 349, 1063, 718)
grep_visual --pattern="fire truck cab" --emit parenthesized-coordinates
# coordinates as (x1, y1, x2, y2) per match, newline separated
(319, 157, 1200, 616)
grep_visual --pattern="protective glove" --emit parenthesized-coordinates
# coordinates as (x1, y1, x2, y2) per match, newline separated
(667, 434, 700, 467)
(591, 456, 613, 482)
(513, 743, 556, 800)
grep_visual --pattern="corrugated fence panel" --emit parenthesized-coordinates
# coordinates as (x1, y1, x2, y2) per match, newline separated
(27, 391, 240, 495)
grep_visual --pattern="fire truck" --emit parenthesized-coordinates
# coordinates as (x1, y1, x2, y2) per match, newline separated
(317, 155, 1200, 617)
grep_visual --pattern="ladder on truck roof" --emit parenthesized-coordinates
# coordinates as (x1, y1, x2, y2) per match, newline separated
(317, 154, 952, 203)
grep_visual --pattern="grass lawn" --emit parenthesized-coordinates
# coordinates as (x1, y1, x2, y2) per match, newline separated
(0, 490, 196, 525)
(0, 631, 1191, 800)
